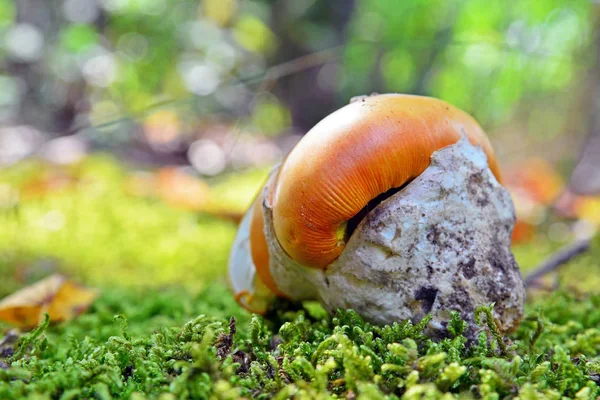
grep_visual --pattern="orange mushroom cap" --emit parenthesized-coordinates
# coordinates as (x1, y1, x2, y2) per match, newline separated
(249, 190, 287, 298)
(272, 94, 502, 269)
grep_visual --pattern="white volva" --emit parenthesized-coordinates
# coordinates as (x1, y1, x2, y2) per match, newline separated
(227, 204, 257, 302)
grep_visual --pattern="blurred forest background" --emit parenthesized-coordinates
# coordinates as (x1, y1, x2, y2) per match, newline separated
(1, 0, 600, 293)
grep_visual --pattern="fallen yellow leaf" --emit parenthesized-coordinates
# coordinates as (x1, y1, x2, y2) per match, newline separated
(575, 196, 600, 225)
(0, 274, 99, 329)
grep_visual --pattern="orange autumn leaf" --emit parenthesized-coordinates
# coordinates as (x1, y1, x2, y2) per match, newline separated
(512, 219, 537, 244)
(505, 158, 564, 205)
(504, 158, 565, 244)
(0, 274, 99, 329)
(21, 174, 78, 200)
(155, 167, 211, 211)
(123, 168, 244, 223)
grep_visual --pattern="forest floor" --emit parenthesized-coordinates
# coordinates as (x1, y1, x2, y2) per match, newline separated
(1, 155, 600, 399)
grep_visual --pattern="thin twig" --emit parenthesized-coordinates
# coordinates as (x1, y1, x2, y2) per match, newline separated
(225, 46, 343, 157)
(66, 36, 586, 137)
(256, 46, 342, 94)
(524, 238, 593, 287)
(65, 46, 343, 137)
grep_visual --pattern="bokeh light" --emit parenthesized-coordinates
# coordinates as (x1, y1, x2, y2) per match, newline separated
(0, 0, 599, 290)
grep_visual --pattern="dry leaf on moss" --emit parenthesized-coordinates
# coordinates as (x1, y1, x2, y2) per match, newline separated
(155, 167, 212, 210)
(0, 274, 99, 329)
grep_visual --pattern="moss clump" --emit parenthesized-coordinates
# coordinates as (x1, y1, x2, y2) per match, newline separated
(0, 155, 269, 290)
(1, 285, 599, 399)
(2, 155, 599, 398)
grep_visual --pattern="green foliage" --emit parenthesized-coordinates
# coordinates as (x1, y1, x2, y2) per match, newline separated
(342, 0, 592, 129)
(0, 155, 268, 292)
(2, 287, 600, 398)
(1, 0, 288, 137)
(3, 0, 593, 145)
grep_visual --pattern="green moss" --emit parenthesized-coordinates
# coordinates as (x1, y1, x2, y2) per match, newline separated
(0, 155, 269, 290)
(2, 155, 600, 398)
(1, 286, 600, 399)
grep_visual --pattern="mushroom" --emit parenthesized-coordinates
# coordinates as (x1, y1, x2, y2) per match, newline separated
(228, 93, 524, 335)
